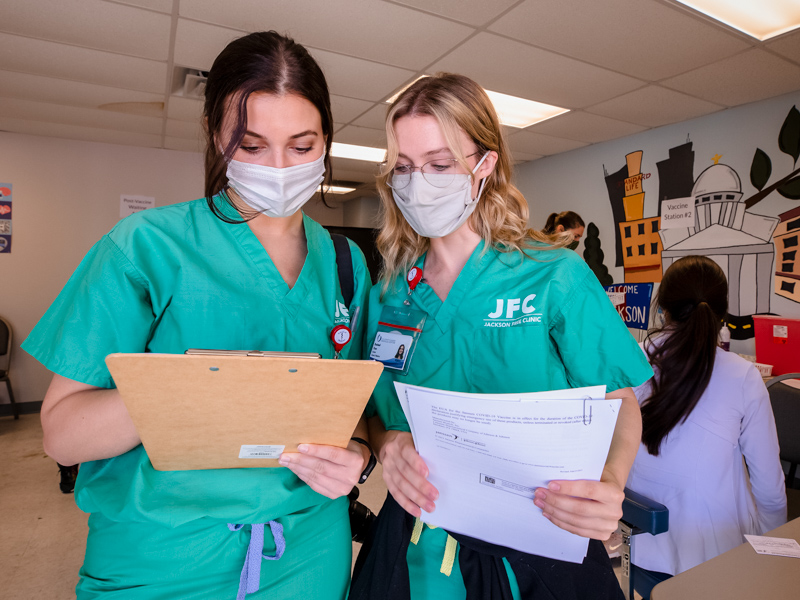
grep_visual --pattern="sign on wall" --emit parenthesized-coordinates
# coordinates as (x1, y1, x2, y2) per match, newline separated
(661, 197, 695, 229)
(604, 283, 654, 330)
(0, 183, 11, 253)
(120, 194, 155, 218)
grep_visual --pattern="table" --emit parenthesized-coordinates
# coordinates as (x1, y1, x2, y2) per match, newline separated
(651, 517, 800, 599)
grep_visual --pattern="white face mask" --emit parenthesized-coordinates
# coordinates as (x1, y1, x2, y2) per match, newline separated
(226, 152, 326, 218)
(391, 153, 489, 238)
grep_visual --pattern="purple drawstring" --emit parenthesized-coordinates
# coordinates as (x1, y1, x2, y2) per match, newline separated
(227, 521, 285, 600)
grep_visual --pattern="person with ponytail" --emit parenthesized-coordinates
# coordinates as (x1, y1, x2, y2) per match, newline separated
(626, 255, 786, 599)
(542, 211, 585, 250)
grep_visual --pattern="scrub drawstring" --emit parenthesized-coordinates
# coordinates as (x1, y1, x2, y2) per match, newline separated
(227, 521, 285, 600)
(410, 517, 457, 576)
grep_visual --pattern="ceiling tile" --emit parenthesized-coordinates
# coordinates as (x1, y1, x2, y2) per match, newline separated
(509, 150, 542, 162)
(526, 111, 647, 143)
(165, 118, 202, 140)
(661, 49, 800, 107)
(352, 104, 390, 129)
(0, 116, 162, 148)
(586, 85, 724, 128)
(0, 96, 163, 135)
(489, 0, 750, 81)
(766, 30, 800, 65)
(167, 96, 204, 122)
(427, 32, 645, 109)
(112, 0, 174, 13)
(330, 95, 376, 124)
(382, 0, 518, 27)
(0, 33, 167, 94)
(173, 19, 243, 69)
(334, 125, 387, 148)
(308, 48, 417, 102)
(0, 69, 164, 109)
(505, 130, 588, 156)
(0, 0, 172, 61)
(180, 0, 474, 70)
(164, 136, 204, 153)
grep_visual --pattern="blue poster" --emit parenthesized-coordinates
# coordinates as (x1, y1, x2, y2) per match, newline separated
(604, 282, 653, 330)
(0, 183, 11, 254)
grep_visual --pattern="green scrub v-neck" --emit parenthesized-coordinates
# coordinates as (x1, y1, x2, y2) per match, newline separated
(23, 195, 371, 599)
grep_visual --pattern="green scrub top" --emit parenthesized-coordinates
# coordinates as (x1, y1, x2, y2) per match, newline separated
(365, 241, 653, 599)
(23, 196, 371, 600)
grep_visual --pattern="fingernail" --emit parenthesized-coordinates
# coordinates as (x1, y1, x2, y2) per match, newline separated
(534, 489, 546, 500)
(542, 512, 552, 520)
(297, 444, 309, 453)
(425, 503, 435, 513)
(548, 482, 561, 492)
(534, 499, 544, 509)
(278, 457, 288, 466)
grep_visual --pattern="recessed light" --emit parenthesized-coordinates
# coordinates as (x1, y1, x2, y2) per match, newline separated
(385, 76, 568, 129)
(323, 185, 357, 194)
(331, 142, 386, 163)
(673, 0, 800, 40)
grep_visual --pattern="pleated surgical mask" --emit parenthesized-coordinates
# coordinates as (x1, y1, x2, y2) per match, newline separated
(226, 152, 326, 218)
(391, 153, 489, 238)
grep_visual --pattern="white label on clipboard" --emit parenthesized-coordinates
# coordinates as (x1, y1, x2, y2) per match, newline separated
(239, 445, 285, 459)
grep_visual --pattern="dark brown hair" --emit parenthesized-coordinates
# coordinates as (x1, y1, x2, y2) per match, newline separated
(642, 255, 728, 455)
(203, 31, 334, 222)
(542, 211, 585, 234)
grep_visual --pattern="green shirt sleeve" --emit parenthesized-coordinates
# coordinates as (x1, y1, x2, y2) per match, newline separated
(22, 235, 154, 388)
(549, 268, 653, 391)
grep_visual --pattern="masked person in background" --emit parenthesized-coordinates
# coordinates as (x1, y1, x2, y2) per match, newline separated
(24, 31, 375, 600)
(542, 210, 585, 250)
(349, 73, 652, 600)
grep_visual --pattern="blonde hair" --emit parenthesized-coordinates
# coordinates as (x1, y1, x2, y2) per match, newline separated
(376, 73, 568, 292)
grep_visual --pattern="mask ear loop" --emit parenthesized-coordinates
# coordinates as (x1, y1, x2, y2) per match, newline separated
(468, 152, 491, 204)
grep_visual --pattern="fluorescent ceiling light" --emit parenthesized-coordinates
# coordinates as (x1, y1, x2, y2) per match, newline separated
(385, 76, 568, 129)
(323, 185, 357, 194)
(331, 142, 386, 163)
(673, 0, 800, 40)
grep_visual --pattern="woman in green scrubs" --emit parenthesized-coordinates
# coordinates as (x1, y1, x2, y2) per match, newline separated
(349, 74, 653, 600)
(24, 32, 373, 600)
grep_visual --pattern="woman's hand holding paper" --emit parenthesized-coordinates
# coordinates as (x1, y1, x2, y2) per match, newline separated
(379, 430, 439, 517)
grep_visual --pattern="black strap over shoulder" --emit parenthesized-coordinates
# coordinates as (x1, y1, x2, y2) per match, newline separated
(331, 233, 355, 308)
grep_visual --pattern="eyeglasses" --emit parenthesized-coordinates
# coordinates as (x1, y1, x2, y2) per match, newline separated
(387, 152, 481, 190)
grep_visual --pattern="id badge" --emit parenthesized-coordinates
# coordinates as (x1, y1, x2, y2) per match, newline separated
(369, 305, 427, 375)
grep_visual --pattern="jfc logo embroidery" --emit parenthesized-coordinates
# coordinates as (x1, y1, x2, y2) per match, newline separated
(484, 294, 542, 328)
(334, 300, 350, 324)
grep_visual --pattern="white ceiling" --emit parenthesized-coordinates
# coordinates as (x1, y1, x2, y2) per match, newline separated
(1, 0, 799, 201)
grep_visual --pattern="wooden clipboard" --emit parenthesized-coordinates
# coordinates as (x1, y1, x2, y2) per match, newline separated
(105, 352, 383, 471)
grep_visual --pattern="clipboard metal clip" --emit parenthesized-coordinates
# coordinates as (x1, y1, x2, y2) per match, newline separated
(583, 397, 592, 426)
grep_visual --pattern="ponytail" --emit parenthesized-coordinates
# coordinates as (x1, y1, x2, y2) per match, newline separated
(642, 257, 728, 455)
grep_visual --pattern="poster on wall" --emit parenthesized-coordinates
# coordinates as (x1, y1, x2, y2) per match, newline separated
(604, 283, 653, 330)
(120, 194, 155, 218)
(0, 183, 11, 254)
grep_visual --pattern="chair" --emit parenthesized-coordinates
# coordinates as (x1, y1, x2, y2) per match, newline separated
(619, 487, 669, 600)
(0, 316, 18, 419)
(765, 373, 800, 520)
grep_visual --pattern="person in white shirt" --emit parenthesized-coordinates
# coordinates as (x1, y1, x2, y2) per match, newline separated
(627, 255, 787, 599)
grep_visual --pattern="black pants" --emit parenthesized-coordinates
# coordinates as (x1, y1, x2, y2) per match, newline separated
(350, 492, 625, 600)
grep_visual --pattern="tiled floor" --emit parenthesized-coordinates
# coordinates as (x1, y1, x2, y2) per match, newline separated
(1, 415, 635, 599)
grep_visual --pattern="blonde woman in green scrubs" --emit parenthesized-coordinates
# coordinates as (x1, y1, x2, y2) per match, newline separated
(349, 74, 653, 600)
(24, 32, 374, 600)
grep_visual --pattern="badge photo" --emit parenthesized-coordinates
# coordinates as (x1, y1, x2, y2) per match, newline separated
(369, 331, 412, 370)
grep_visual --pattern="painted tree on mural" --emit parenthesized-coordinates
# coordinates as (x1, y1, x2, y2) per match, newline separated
(583, 222, 613, 286)
(747, 105, 800, 207)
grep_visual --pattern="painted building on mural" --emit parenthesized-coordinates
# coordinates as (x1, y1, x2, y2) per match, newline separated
(773, 206, 800, 302)
(616, 151, 663, 283)
(660, 161, 779, 338)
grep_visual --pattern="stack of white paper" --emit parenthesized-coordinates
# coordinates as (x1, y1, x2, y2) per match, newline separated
(396, 383, 620, 563)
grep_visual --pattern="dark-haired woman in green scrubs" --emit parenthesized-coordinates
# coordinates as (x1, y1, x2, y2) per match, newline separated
(24, 31, 372, 600)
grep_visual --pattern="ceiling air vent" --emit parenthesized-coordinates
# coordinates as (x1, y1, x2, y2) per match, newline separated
(183, 70, 208, 99)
